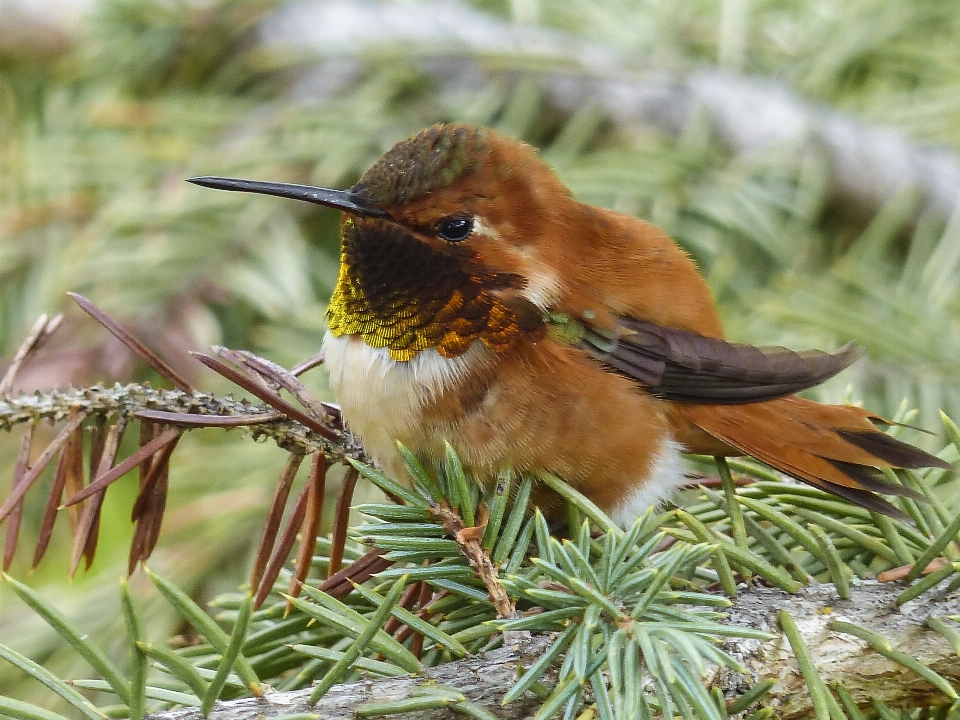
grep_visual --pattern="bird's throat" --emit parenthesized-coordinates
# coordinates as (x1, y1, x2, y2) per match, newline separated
(326, 219, 524, 361)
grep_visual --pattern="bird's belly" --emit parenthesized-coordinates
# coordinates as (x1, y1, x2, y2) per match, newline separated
(321, 332, 494, 470)
(322, 332, 687, 525)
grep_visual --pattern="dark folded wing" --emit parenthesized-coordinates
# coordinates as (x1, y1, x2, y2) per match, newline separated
(579, 318, 864, 404)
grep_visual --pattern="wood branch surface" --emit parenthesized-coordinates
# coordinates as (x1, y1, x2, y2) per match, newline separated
(261, 0, 960, 222)
(146, 580, 960, 719)
(723, 580, 960, 717)
(149, 632, 554, 720)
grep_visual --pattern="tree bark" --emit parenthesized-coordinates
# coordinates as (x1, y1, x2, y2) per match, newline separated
(722, 580, 960, 718)
(150, 632, 555, 720)
(148, 580, 960, 719)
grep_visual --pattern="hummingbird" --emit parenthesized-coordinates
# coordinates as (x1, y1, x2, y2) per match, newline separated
(190, 123, 949, 525)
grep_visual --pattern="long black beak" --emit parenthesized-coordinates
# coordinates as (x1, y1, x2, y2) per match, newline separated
(187, 176, 388, 218)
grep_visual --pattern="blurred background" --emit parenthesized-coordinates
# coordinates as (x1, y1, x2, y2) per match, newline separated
(2, 0, 960, 708)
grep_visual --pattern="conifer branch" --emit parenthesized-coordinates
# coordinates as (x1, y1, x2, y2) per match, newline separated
(0, 383, 362, 462)
(139, 580, 960, 720)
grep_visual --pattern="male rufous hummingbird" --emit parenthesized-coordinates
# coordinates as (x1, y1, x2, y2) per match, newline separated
(190, 123, 949, 525)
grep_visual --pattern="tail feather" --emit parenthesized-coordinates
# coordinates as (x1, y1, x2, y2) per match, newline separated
(675, 396, 950, 519)
(825, 460, 926, 502)
(834, 429, 949, 470)
(793, 476, 913, 520)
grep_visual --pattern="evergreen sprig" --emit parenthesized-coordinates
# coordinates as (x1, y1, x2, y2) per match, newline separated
(4, 434, 960, 718)
(5, 0, 960, 716)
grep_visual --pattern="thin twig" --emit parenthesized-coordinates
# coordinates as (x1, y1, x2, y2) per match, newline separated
(135, 409, 285, 427)
(0, 314, 62, 396)
(316, 548, 392, 602)
(61, 411, 86, 530)
(384, 581, 423, 639)
(131, 431, 182, 521)
(68, 293, 193, 393)
(407, 581, 436, 659)
(139, 422, 158, 483)
(63, 427, 183, 506)
(191, 352, 339, 442)
(70, 419, 126, 575)
(129, 427, 180, 573)
(878, 557, 951, 583)
(288, 453, 328, 599)
(431, 502, 515, 618)
(3, 425, 35, 570)
(88, 415, 107, 492)
(1, 383, 356, 463)
(221, 349, 331, 423)
(250, 450, 306, 593)
(327, 467, 359, 579)
(290, 352, 325, 377)
(0, 409, 88, 523)
(256, 483, 311, 609)
(212, 347, 280, 394)
(33, 442, 70, 568)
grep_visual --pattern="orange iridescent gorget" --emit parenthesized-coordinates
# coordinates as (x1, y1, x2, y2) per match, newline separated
(325, 218, 522, 361)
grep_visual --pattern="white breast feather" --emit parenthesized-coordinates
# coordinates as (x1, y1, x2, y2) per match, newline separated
(322, 333, 490, 460)
(325, 332, 686, 526)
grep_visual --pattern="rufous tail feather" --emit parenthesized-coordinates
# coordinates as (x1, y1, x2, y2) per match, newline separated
(675, 396, 952, 520)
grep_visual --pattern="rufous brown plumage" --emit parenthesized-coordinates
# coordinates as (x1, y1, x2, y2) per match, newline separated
(190, 123, 950, 524)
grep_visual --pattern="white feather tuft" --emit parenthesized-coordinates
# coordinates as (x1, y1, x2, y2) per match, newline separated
(610, 437, 686, 528)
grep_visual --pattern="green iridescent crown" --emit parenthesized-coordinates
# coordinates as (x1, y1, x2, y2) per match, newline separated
(351, 124, 489, 208)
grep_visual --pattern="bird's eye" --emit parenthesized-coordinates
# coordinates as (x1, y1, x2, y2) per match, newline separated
(436, 215, 474, 242)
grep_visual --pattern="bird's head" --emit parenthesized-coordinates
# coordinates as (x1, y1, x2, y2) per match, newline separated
(190, 123, 578, 328)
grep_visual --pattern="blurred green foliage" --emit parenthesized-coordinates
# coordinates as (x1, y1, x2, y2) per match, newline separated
(2, 0, 960, 711)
